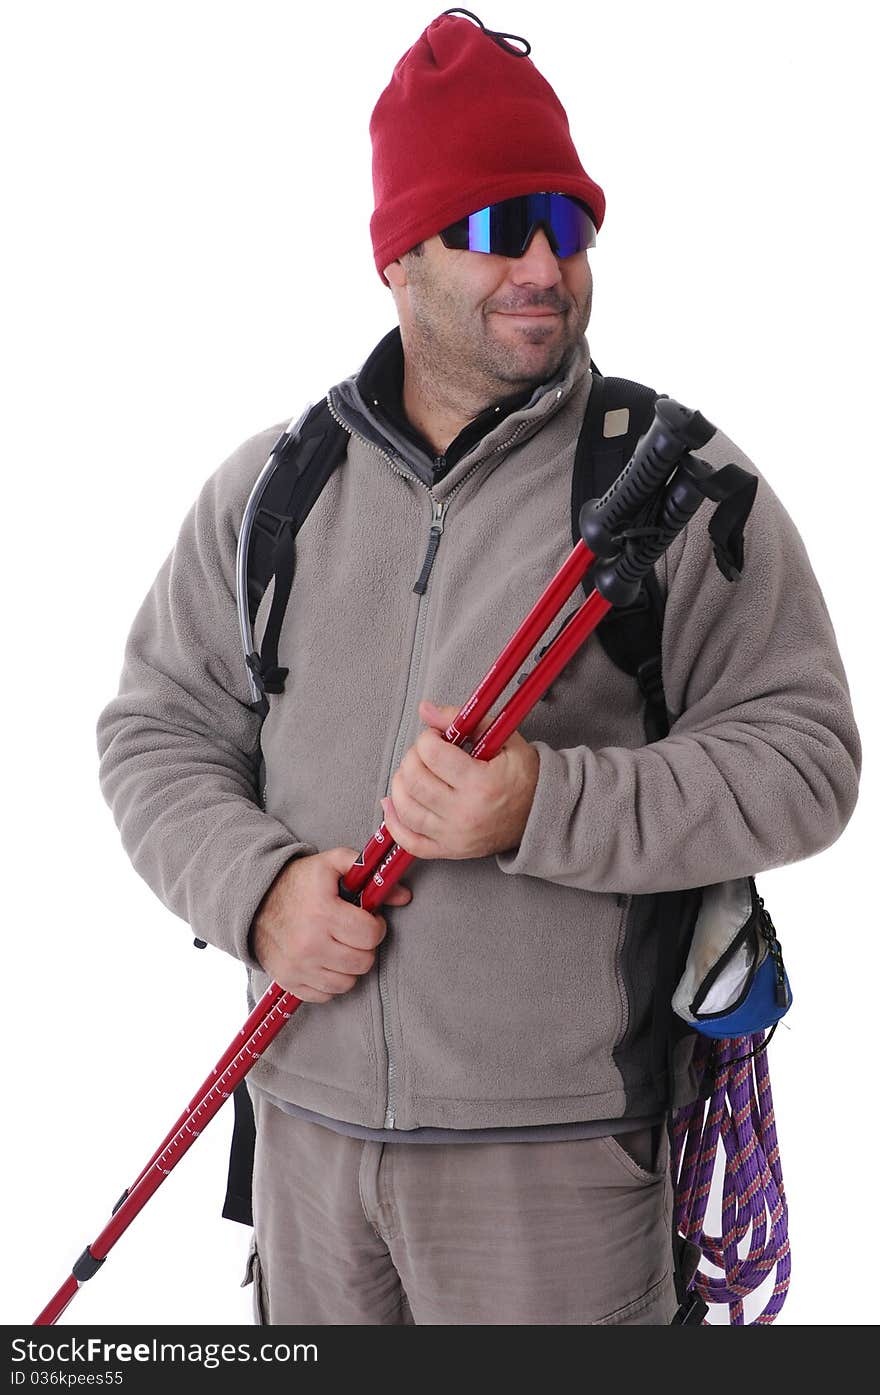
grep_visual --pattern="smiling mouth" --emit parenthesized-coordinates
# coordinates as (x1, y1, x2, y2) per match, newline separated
(496, 313, 563, 323)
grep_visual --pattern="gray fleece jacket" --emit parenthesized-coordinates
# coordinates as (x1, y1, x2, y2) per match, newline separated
(95, 331, 861, 1132)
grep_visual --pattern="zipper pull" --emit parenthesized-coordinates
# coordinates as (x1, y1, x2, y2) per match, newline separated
(413, 498, 448, 595)
(759, 899, 790, 1008)
(772, 943, 790, 1007)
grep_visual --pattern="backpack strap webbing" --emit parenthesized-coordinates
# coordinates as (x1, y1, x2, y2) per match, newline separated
(222, 1079, 257, 1227)
(570, 370, 671, 741)
(244, 401, 348, 707)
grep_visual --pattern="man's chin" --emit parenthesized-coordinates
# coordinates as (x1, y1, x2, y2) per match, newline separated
(487, 328, 568, 385)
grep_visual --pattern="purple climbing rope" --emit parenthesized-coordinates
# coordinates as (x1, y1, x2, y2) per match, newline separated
(672, 1033, 791, 1324)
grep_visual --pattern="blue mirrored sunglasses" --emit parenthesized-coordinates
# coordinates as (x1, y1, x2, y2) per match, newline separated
(438, 192, 597, 259)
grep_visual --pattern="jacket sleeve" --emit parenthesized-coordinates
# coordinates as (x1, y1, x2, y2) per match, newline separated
(95, 425, 317, 965)
(495, 428, 862, 893)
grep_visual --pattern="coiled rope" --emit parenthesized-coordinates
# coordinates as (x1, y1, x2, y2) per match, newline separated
(672, 1032, 791, 1324)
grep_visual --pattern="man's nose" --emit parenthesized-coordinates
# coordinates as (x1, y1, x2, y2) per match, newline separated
(509, 226, 563, 284)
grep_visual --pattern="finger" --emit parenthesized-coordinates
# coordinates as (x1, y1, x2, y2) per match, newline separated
(414, 725, 479, 786)
(383, 882, 413, 905)
(333, 910, 389, 950)
(324, 941, 376, 977)
(324, 847, 365, 876)
(420, 697, 517, 750)
(390, 768, 445, 836)
(291, 986, 333, 1005)
(418, 699, 460, 731)
(421, 697, 494, 749)
(381, 796, 444, 860)
(305, 967, 360, 996)
(398, 753, 454, 809)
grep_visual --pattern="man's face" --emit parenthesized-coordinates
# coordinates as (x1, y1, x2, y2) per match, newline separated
(385, 225, 593, 400)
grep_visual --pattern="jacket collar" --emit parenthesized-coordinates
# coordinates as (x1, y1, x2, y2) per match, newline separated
(329, 325, 592, 490)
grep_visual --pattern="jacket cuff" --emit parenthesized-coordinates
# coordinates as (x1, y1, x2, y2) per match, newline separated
(495, 742, 584, 882)
(191, 835, 318, 971)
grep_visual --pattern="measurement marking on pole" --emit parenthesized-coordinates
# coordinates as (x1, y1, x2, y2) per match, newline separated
(110, 994, 302, 1216)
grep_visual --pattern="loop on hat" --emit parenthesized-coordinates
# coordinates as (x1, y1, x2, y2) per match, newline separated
(440, 8, 531, 56)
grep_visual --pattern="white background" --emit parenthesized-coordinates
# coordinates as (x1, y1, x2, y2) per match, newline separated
(2, 0, 876, 1328)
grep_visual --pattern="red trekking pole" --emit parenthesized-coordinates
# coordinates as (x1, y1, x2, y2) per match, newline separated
(36, 398, 751, 1324)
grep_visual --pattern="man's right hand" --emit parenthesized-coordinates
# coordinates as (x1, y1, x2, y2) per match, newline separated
(249, 847, 413, 1003)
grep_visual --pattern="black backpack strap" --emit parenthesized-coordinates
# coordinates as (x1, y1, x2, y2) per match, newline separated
(571, 369, 670, 740)
(222, 1082, 257, 1226)
(243, 400, 348, 714)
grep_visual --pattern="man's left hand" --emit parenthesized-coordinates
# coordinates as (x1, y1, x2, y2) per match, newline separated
(381, 699, 540, 860)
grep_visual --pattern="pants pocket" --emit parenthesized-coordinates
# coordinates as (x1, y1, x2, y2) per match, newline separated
(600, 1124, 668, 1184)
(241, 1233, 269, 1325)
(595, 1272, 678, 1326)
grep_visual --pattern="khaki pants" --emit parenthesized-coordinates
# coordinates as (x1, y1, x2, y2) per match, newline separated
(243, 1091, 678, 1325)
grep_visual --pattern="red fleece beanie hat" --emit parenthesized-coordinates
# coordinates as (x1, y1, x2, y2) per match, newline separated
(369, 9, 606, 285)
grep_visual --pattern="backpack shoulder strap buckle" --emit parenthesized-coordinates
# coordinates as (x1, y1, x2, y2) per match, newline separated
(636, 653, 665, 706)
(236, 399, 348, 710)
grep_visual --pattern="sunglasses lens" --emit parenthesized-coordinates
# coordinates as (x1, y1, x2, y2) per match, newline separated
(538, 194, 596, 256)
(439, 194, 597, 257)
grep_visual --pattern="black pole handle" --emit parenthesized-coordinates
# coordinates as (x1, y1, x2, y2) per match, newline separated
(592, 454, 714, 607)
(580, 398, 715, 558)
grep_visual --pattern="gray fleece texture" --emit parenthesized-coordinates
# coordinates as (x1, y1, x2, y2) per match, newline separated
(96, 332, 861, 1131)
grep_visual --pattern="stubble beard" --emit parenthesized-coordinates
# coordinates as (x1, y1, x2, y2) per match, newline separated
(405, 277, 591, 409)
(408, 303, 571, 404)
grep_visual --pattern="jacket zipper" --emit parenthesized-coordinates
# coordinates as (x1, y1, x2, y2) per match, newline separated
(326, 391, 531, 1126)
(613, 893, 631, 1049)
(414, 470, 447, 594)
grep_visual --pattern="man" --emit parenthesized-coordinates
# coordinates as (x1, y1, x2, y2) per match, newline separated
(96, 12, 861, 1325)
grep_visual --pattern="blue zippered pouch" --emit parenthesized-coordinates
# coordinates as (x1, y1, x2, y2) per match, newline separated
(672, 876, 793, 1039)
